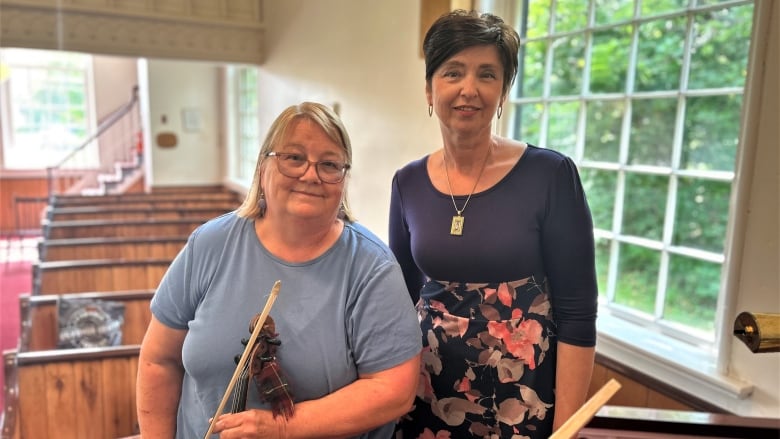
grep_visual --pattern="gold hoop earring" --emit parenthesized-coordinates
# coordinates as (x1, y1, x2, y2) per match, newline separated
(497, 105, 503, 119)
(428, 105, 433, 117)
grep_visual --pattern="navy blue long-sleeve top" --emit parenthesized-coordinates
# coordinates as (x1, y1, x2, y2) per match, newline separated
(388, 145, 598, 347)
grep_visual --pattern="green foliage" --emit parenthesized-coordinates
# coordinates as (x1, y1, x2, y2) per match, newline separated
(622, 174, 667, 240)
(590, 26, 631, 93)
(580, 169, 616, 230)
(516, 1, 753, 335)
(635, 18, 686, 91)
(584, 100, 623, 162)
(614, 243, 659, 313)
(550, 35, 585, 96)
(629, 98, 676, 165)
(664, 254, 720, 331)
(689, 6, 753, 89)
(547, 101, 579, 156)
(674, 178, 731, 252)
(682, 95, 742, 171)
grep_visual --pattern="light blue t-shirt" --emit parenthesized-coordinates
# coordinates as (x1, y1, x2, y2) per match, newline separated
(151, 212, 422, 439)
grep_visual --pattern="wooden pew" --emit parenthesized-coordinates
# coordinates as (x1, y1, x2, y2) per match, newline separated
(43, 217, 211, 240)
(46, 199, 239, 214)
(49, 191, 239, 208)
(149, 184, 235, 194)
(2, 346, 141, 439)
(39, 236, 188, 262)
(18, 290, 154, 351)
(47, 205, 235, 221)
(0, 188, 238, 438)
(33, 259, 171, 295)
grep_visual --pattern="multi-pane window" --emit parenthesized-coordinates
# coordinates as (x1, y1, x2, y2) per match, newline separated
(509, 1, 753, 347)
(236, 67, 259, 181)
(0, 49, 93, 169)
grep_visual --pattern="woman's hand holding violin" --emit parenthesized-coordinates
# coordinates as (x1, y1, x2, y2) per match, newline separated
(211, 409, 288, 439)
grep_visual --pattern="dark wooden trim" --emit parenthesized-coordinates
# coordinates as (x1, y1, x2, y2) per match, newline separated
(42, 216, 213, 229)
(47, 204, 236, 216)
(16, 344, 141, 364)
(1, 349, 19, 439)
(586, 405, 780, 438)
(41, 235, 189, 247)
(35, 257, 173, 270)
(51, 192, 239, 206)
(595, 352, 727, 413)
(23, 289, 155, 306)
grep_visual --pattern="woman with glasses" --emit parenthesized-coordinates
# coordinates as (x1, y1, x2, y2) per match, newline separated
(389, 10, 598, 439)
(137, 102, 422, 438)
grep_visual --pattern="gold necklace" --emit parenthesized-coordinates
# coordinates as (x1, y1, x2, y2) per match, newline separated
(442, 145, 491, 236)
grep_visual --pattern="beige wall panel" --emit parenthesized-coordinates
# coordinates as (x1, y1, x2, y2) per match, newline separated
(0, 1, 265, 64)
(226, 0, 261, 21)
(153, 0, 189, 15)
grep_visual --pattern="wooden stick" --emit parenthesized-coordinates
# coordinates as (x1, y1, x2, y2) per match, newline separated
(203, 280, 281, 439)
(549, 378, 622, 439)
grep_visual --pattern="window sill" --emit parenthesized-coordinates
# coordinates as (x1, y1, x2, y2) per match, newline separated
(596, 310, 754, 413)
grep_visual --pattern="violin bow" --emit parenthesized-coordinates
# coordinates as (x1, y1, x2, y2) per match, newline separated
(203, 280, 281, 439)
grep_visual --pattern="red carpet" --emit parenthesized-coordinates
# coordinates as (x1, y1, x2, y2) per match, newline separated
(0, 236, 38, 414)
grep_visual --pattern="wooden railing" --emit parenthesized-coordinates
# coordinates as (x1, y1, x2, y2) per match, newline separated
(46, 86, 141, 198)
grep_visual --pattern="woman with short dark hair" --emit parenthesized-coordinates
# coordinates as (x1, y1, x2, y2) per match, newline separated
(390, 10, 598, 438)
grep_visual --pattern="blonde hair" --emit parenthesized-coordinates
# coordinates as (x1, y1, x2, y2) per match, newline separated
(236, 102, 355, 221)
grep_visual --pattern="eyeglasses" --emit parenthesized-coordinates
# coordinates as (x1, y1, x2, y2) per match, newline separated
(266, 152, 350, 184)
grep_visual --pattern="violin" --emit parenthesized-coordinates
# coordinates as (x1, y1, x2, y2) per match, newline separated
(203, 281, 289, 438)
(230, 314, 295, 417)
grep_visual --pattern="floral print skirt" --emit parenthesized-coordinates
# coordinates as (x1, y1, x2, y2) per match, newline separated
(396, 277, 557, 439)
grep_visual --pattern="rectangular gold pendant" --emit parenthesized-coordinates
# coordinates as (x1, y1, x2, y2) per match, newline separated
(450, 215, 464, 236)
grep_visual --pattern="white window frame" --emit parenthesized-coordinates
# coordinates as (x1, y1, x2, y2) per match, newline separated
(223, 65, 260, 189)
(0, 48, 96, 170)
(496, 0, 758, 408)
(236, 67, 260, 182)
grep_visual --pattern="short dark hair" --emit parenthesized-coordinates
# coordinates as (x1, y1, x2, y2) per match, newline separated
(423, 9, 521, 97)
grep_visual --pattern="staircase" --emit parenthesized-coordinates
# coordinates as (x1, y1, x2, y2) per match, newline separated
(47, 86, 143, 197)
(83, 154, 144, 195)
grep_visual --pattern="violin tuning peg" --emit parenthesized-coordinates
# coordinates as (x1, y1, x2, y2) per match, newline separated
(234, 354, 241, 364)
(240, 338, 249, 346)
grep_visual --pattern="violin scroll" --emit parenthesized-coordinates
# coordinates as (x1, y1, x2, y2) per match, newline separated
(235, 314, 295, 419)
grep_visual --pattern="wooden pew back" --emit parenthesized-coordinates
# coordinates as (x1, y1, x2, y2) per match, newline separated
(34, 259, 171, 295)
(50, 191, 238, 207)
(19, 290, 154, 351)
(48, 205, 234, 221)
(40, 236, 187, 261)
(3, 346, 141, 439)
(43, 217, 211, 240)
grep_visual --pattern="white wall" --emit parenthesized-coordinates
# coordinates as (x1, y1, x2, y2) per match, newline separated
(257, 0, 440, 240)
(145, 59, 223, 187)
(92, 55, 138, 121)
